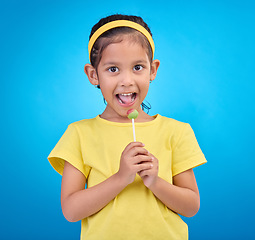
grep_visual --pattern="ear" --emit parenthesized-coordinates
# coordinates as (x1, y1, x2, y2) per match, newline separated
(150, 59, 160, 82)
(84, 64, 99, 86)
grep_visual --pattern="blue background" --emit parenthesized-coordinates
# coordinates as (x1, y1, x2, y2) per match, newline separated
(1, 0, 255, 239)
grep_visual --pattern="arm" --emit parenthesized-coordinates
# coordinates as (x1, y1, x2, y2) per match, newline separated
(151, 169, 200, 217)
(61, 142, 153, 222)
(139, 155, 200, 217)
(61, 162, 126, 222)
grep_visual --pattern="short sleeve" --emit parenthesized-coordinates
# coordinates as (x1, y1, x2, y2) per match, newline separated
(48, 124, 90, 178)
(172, 123, 207, 176)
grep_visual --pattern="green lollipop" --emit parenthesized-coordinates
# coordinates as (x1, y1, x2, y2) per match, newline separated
(127, 109, 138, 141)
(127, 109, 139, 120)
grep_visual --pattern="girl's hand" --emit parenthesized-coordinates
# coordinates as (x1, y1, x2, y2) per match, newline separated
(138, 153, 159, 188)
(117, 142, 153, 186)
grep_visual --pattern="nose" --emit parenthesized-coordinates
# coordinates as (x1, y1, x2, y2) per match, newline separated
(120, 70, 134, 86)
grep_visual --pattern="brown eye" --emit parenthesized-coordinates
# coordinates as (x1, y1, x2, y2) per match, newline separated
(133, 65, 143, 71)
(108, 66, 119, 73)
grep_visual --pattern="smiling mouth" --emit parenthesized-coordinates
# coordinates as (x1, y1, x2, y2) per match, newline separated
(116, 93, 137, 105)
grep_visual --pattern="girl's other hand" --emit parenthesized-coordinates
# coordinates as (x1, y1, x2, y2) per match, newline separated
(117, 142, 153, 186)
(138, 153, 159, 188)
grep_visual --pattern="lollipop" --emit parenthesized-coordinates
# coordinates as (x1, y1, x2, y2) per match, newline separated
(127, 109, 138, 142)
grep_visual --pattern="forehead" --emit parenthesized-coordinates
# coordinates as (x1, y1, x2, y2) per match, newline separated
(99, 31, 148, 50)
(100, 37, 150, 63)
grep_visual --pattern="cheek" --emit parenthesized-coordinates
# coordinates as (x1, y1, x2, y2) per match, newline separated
(98, 81, 115, 99)
(139, 82, 150, 99)
(143, 80, 150, 90)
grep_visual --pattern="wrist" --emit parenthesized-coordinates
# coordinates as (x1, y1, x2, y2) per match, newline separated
(147, 176, 160, 191)
(113, 172, 130, 189)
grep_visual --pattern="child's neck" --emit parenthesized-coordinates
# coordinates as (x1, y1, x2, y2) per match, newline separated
(99, 108, 155, 123)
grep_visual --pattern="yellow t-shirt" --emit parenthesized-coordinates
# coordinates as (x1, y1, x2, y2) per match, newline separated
(48, 114, 206, 240)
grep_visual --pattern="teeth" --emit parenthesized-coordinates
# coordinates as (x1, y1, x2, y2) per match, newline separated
(117, 97, 124, 103)
(117, 92, 136, 104)
(119, 93, 133, 96)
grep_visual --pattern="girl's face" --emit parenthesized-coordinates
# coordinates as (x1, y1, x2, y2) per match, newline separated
(86, 37, 159, 122)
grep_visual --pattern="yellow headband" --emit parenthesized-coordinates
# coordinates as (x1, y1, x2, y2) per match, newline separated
(88, 20, 155, 62)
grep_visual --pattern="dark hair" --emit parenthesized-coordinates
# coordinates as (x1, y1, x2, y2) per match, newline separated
(89, 14, 153, 113)
(89, 14, 153, 69)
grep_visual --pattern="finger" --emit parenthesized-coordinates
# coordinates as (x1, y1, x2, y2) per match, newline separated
(147, 155, 158, 165)
(147, 152, 156, 159)
(129, 146, 149, 157)
(138, 168, 154, 178)
(133, 155, 153, 164)
(123, 142, 145, 153)
(136, 163, 153, 173)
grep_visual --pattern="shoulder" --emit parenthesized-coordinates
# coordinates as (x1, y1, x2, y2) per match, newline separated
(156, 115, 193, 145)
(68, 116, 98, 129)
(157, 115, 189, 130)
(66, 116, 102, 139)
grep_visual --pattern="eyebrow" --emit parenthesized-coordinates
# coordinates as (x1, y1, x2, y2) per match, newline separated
(102, 62, 119, 66)
(102, 60, 148, 66)
(134, 60, 148, 65)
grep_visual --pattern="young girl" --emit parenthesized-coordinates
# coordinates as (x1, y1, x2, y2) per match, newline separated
(48, 14, 206, 240)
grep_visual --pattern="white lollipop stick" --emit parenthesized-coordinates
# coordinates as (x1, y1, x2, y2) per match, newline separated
(132, 118, 136, 142)
(127, 109, 139, 142)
